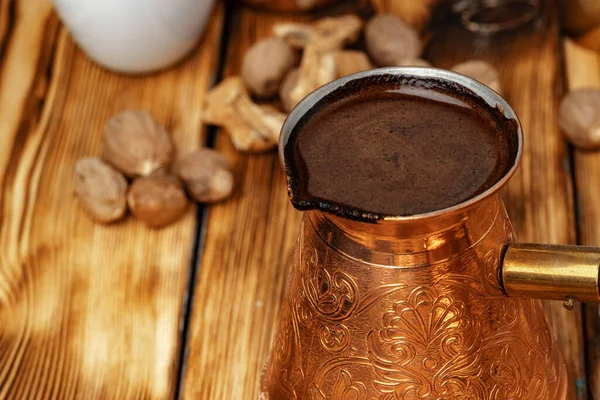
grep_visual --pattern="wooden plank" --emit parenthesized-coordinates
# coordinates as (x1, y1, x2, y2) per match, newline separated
(564, 38, 600, 399)
(0, 2, 223, 398)
(0, 0, 12, 58)
(181, 9, 309, 400)
(0, 0, 55, 188)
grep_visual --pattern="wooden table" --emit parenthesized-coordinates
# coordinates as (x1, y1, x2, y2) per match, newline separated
(1, 0, 599, 399)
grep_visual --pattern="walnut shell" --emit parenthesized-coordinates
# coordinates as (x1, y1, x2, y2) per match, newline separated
(273, 15, 363, 51)
(73, 157, 128, 223)
(559, 88, 600, 150)
(103, 110, 174, 178)
(369, 0, 436, 32)
(396, 58, 432, 67)
(127, 173, 189, 228)
(452, 60, 502, 95)
(242, 38, 297, 98)
(334, 50, 374, 79)
(201, 77, 285, 153)
(272, 23, 314, 49)
(365, 14, 422, 67)
(173, 149, 234, 203)
(279, 68, 300, 112)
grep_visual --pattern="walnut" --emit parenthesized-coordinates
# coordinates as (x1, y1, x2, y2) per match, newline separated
(202, 77, 287, 153)
(289, 44, 337, 108)
(559, 88, 600, 150)
(279, 68, 300, 112)
(369, 0, 437, 32)
(272, 23, 314, 49)
(173, 149, 234, 203)
(396, 58, 432, 67)
(365, 14, 422, 67)
(73, 157, 128, 223)
(274, 15, 364, 109)
(103, 110, 174, 178)
(273, 15, 363, 50)
(241, 38, 297, 98)
(452, 60, 502, 95)
(334, 50, 374, 78)
(127, 172, 189, 228)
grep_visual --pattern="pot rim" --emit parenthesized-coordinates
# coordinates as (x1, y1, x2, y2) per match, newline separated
(279, 67, 523, 223)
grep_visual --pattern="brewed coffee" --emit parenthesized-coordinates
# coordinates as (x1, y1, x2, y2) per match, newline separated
(285, 76, 518, 217)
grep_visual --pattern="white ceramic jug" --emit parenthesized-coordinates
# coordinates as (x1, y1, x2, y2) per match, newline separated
(53, 0, 216, 74)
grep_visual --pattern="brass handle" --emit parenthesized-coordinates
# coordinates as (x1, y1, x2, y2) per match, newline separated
(501, 243, 600, 307)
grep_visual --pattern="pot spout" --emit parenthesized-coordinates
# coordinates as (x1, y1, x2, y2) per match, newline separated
(501, 243, 600, 309)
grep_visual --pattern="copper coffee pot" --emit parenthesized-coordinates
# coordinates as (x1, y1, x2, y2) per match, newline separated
(260, 68, 600, 399)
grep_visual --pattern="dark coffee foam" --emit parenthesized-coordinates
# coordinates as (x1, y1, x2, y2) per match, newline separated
(285, 74, 519, 220)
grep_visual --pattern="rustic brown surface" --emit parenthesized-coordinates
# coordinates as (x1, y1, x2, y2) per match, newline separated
(0, 1, 223, 398)
(1, 0, 597, 399)
(181, 10, 306, 400)
(564, 38, 600, 400)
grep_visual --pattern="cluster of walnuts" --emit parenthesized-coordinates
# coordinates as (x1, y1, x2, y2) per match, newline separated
(73, 111, 234, 228)
(202, 12, 502, 154)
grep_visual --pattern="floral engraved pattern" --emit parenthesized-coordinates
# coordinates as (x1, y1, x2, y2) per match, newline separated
(489, 345, 527, 399)
(319, 324, 350, 353)
(481, 249, 505, 296)
(269, 314, 300, 400)
(302, 247, 359, 321)
(296, 300, 314, 328)
(332, 370, 367, 400)
(443, 249, 505, 299)
(261, 205, 567, 400)
(482, 330, 553, 400)
(526, 299, 561, 391)
(273, 318, 293, 368)
(493, 298, 520, 329)
(367, 287, 484, 399)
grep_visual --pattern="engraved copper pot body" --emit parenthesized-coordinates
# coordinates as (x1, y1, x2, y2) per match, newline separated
(261, 68, 600, 399)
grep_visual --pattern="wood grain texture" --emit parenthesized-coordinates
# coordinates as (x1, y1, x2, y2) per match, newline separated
(181, 9, 307, 400)
(564, 38, 600, 400)
(0, 0, 13, 60)
(0, 2, 223, 398)
(0, 0, 55, 191)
